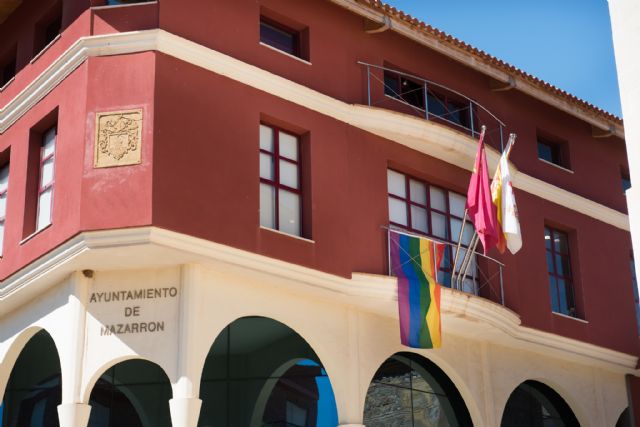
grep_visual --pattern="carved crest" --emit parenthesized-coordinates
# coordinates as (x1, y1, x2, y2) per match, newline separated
(94, 109, 143, 168)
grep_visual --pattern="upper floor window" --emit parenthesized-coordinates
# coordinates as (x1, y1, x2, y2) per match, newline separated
(537, 135, 570, 170)
(0, 47, 17, 88)
(259, 15, 309, 61)
(383, 70, 472, 130)
(34, 4, 62, 57)
(260, 124, 302, 237)
(36, 127, 56, 232)
(0, 162, 9, 256)
(622, 168, 632, 193)
(387, 169, 476, 292)
(545, 226, 576, 316)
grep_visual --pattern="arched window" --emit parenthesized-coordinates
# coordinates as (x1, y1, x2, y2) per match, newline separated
(87, 359, 172, 427)
(198, 316, 338, 427)
(363, 352, 472, 426)
(1, 330, 61, 427)
(501, 380, 579, 427)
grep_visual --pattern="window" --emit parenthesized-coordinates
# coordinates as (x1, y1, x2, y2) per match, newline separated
(0, 47, 16, 88)
(260, 124, 302, 237)
(545, 227, 576, 316)
(34, 5, 62, 56)
(0, 163, 9, 256)
(383, 70, 472, 129)
(36, 127, 56, 232)
(622, 169, 631, 193)
(259, 15, 309, 60)
(387, 169, 476, 292)
(537, 136, 569, 169)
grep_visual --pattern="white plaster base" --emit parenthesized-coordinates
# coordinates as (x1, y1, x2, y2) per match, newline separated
(169, 397, 202, 427)
(57, 403, 91, 427)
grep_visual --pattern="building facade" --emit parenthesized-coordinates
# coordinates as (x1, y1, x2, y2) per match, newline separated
(0, 0, 637, 426)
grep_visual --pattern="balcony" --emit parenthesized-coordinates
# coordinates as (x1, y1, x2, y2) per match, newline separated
(359, 62, 508, 151)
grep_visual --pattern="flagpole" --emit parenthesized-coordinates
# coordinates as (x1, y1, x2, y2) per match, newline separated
(451, 209, 468, 287)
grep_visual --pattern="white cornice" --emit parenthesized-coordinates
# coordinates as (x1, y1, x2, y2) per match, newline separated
(0, 30, 629, 231)
(328, 0, 624, 139)
(0, 226, 636, 373)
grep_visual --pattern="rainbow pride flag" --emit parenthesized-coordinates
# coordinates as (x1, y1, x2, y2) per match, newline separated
(390, 231, 445, 348)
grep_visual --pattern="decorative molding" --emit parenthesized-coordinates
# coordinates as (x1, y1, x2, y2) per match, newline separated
(0, 30, 629, 231)
(0, 226, 636, 372)
(94, 109, 143, 168)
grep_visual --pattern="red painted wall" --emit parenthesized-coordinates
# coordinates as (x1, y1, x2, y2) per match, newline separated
(0, 0, 635, 357)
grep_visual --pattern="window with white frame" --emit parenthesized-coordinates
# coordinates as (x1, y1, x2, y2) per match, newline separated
(36, 127, 56, 231)
(387, 169, 477, 292)
(260, 124, 302, 237)
(0, 163, 9, 255)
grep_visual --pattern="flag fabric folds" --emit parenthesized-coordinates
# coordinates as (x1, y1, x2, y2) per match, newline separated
(491, 145, 522, 254)
(390, 231, 445, 349)
(466, 129, 499, 254)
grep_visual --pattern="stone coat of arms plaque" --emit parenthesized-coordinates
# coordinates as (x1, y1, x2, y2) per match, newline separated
(94, 109, 143, 168)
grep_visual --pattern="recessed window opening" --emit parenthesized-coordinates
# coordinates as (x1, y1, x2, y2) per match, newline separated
(622, 168, 631, 192)
(0, 160, 10, 256)
(537, 135, 569, 169)
(0, 47, 17, 88)
(545, 226, 576, 317)
(260, 124, 303, 237)
(33, 4, 62, 57)
(260, 17, 300, 57)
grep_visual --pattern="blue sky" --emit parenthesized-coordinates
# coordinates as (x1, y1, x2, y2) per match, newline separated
(383, 0, 622, 117)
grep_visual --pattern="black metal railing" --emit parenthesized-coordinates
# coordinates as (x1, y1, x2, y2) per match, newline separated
(359, 62, 507, 151)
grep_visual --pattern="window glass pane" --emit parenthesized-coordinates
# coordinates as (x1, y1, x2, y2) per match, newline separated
(278, 190, 300, 236)
(36, 187, 53, 231)
(450, 218, 473, 246)
(553, 231, 569, 254)
(448, 192, 466, 217)
(43, 128, 56, 157)
(555, 254, 571, 277)
(461, 278, 476, 294)
(279, 131, 298, 161)
(409, 179, 426, 205)
(546, 251, 554, 273)
(389, 197, 407, 226)
(259, 183, 275, 229)
(260, 20, 297, 56)
(41, 158, 54, 187)
(427, 92, 446, 117)
(279, 159, 299, 189)
(259, 153, 274, 180)
(384, 71, 400, 98)
(431, 212, 448, 239)
(387, 170, 406, 198)
(260, 125, 274, 152)
(549, 276, 559, 313)
(0, 164, 9, 192)
(430, 187, 446, 212)
(544, 227, 552, 249)
(557, 279, 568, 314)
(0, 194, 6, 217)
(411, 206, 428, 234)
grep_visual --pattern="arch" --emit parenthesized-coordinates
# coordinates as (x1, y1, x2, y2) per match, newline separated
(87, 358, 172, 427)
(198, 316, 339, 426)
(0, 326, 46, 400)
(500, 380, 580, 427)
(616, 407, 632, 427)
(1, 329, 62, 427)
(363, 351, 473, 427)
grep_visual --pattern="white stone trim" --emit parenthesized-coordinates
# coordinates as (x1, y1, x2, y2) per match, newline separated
(0, 226, 636, 373)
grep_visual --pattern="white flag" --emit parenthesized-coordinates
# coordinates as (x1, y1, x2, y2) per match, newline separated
(491, 152, 522, 254)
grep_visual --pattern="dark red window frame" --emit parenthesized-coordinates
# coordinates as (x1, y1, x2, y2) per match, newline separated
(545, 226, 576, 316)
(388, 169, 472, 286)
(260, 124, 302, 234)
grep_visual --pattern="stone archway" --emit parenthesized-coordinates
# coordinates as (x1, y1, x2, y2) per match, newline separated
(198, 316, 339, 427)
(500, 380, 580, 427)
(1, 329, 62, 427)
